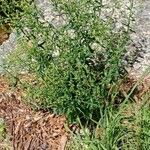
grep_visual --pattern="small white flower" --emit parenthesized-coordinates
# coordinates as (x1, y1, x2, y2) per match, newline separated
(52, 49, 60, 58)
(67, 29, 76, 39)
(90, 42, 102, 51)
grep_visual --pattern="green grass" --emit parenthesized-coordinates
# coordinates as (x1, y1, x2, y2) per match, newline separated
(138, 96, 150, 149)
(66, 92, 150, 150)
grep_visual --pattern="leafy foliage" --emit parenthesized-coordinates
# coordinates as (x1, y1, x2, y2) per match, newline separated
(2, 0, 133, 122)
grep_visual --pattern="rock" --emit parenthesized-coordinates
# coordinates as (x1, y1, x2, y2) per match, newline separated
(128, 0, 150, 79)
(0, 32, 17, 72)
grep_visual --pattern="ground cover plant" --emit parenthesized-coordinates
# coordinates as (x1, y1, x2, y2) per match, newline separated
(2, 0, 133, 121)
(1, 0, 150, 149)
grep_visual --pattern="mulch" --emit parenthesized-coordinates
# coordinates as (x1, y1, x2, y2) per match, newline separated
(0, 77, 69, 150)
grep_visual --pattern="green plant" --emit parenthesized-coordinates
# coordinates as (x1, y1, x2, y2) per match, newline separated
(0, 0, 27, 26)
(66, 90, 150, 150)
(0, 118, 6, 141)
(138, 98, 150, 149)
(2, 1, 150, 149)
(2, 0, 134, 122)
(66, 106, 135, 150)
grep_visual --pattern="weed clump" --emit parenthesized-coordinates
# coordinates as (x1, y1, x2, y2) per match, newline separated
(3, 0, 133, 122)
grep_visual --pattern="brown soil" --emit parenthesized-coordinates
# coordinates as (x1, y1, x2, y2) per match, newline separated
(120, 75, 150, 100)
(0, 24, 11, 45)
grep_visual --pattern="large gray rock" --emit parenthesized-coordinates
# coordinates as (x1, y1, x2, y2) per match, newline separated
(0, 32, 17, 72)
(128, 0, 150, 79)
(35, 0, 67, 28)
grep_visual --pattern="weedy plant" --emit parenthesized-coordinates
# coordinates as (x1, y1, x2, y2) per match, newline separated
(138, 97, 150, 149)
(66, 90, 150, 150)
(2, 0, 134, 122)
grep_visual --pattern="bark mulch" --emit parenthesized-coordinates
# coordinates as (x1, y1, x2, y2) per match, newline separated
(0, 78, 69, 150)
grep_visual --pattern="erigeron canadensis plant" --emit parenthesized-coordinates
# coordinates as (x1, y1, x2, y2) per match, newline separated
(2, 0, 134, 122)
